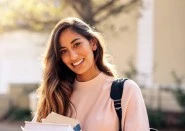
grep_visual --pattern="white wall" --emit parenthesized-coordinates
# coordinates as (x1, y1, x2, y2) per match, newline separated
(137, 0, 154, 87)
(0, 30, 48, 94)
(154, 0, 185, 85)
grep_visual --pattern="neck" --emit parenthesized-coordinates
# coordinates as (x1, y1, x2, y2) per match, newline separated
(76, 67, 101, 82)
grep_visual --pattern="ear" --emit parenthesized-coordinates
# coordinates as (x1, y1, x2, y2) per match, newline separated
(90, 38, 97, 51)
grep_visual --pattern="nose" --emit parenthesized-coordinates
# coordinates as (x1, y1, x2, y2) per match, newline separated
(69, 50, 78, 60)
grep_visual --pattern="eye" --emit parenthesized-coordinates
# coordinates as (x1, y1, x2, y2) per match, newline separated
(60, 49, 67, 54)
(74, 42, 81, 47)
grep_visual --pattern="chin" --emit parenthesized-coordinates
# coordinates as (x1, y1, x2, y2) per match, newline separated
(72, 68, 87, 75)
(74, 71, 85, 75)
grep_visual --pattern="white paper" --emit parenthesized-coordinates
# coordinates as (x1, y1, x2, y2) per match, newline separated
(23, 121, 74, 131)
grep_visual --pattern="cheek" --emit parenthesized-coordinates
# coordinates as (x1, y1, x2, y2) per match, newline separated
(82, 46, 94, 56)
(61, 56, 69, 65)
(85, 50, 95, 63)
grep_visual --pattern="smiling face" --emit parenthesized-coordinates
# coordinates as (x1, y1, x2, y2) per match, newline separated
(59, 28, 100, 81)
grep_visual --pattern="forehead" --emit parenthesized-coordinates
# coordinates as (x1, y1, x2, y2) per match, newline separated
(59, 29, 84, 45)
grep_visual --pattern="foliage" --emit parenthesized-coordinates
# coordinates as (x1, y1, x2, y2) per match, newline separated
(0, 0, 65, 31)
(173, 88, 185, 110)
(171, 70, 185, 110)
(3, 106, 32, 121)
(179, 112, 185, 127)
(0, 0, 142, 32)
(171, 70, 185, 127)
(147, 108, 166, 129)
(66, 0, 142, 26)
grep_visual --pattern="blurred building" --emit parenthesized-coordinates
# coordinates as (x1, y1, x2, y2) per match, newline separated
(0, 30, 47, 94)
(0, 30, 48, 117)
(97, 0, 185, 88)
(0, 0, 184, 116)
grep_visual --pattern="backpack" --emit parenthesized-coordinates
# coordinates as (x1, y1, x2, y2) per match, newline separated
(110, 78, 128, 131)
(110, 78, 157, 131)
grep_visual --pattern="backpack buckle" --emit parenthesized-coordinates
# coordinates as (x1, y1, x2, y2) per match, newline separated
(113, 99, 121, 110)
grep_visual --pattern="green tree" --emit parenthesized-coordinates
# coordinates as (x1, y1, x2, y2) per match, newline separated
(171, 70, 185, 127)
(0, 0, 65, 31)
(66, 0, 141, 26)
(0, 0, 141, 32)
(171, 70, 185, 110)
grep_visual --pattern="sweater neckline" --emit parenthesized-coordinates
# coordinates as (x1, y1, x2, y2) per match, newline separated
(73, 72, 107, 90)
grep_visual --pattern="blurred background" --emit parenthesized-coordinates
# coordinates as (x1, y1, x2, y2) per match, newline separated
(0, 0, 185, 131)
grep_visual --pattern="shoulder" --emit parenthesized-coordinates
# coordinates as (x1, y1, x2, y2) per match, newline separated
(121, 79, 145, 107)
(124, 79, 140, 91)
(123, 79, 142, 97)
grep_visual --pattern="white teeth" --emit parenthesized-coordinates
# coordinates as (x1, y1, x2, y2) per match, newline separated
(72, 59, 83, 66)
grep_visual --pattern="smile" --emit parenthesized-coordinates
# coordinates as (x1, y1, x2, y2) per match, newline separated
(72, 59, 84, 66)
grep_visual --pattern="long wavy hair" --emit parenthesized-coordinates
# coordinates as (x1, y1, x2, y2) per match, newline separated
(36, 17, 117, 122)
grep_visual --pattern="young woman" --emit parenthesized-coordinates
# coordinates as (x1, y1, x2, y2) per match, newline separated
(35, 17, 150, 131)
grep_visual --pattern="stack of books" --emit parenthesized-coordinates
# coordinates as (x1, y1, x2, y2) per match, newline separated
(23, 112, 81, 131)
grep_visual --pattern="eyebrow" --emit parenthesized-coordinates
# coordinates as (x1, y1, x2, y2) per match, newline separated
(59, 38, 80, 49)
(71, 38, 80, 44)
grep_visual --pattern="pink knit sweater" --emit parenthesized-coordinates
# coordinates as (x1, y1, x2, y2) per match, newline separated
(68, 72, 150, 131)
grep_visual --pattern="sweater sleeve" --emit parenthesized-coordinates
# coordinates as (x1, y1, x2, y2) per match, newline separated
(121, 80, 150, 131)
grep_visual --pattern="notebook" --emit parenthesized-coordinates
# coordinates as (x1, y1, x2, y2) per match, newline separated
(23, 122, 74, 131)
(23, 112, 81, 131)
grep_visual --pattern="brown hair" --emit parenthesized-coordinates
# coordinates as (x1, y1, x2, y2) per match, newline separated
(36, 17, 117, 122)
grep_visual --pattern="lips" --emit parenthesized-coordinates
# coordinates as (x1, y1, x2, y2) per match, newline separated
(72, 59, 84, 66)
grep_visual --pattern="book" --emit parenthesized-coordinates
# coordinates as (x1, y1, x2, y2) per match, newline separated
(23, 122, 74, 131)
(23, 112, 81, 131)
